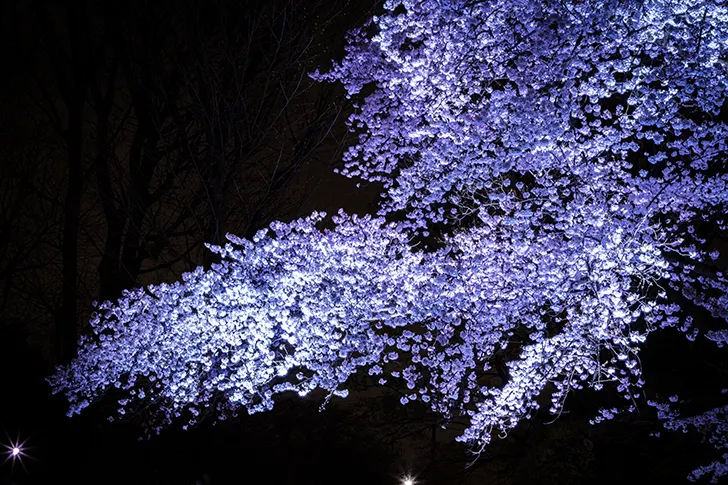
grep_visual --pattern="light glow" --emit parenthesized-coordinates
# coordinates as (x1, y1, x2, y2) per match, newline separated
(2, 433, 30, 472)
(401, 475, 415, 485)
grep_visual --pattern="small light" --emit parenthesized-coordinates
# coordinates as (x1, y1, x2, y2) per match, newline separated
(2, 434, 31, 472)
(401, 475, 416, 485)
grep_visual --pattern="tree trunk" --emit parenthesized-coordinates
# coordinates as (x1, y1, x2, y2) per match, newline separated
(58, 106, 83, 364)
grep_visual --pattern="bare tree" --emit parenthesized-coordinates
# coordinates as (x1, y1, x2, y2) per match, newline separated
(6, 0, 373, 365)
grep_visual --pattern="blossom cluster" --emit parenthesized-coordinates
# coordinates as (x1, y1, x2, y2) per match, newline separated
(51, 0, 728, 480)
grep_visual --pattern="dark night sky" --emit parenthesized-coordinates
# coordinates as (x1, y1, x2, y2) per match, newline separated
(0, 1, 725, 484)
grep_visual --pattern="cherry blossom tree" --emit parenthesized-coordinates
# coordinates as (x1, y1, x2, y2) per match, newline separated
(49, 0, 728, 481)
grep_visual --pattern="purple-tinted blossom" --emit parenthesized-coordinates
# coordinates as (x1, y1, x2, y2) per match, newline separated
(50, 0, 728, 480)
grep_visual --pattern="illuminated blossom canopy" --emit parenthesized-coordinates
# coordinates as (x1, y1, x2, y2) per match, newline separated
(50, 0, 728, 481)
